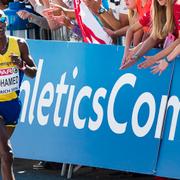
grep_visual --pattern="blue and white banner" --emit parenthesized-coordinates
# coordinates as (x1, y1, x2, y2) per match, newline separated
(156, 58, 180, 179)
(11, 40, 179, 178)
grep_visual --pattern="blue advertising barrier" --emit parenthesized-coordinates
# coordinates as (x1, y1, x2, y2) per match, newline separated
(156, 58, 180, 179)
(11, 40, 178, 177)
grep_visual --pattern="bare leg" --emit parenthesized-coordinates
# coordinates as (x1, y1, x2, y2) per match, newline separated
(0, 116, 15, 180)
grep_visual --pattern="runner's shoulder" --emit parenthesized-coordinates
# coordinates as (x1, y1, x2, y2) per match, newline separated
(8, 35, 27, 45)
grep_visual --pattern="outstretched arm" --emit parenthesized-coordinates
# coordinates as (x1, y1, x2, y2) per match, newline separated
(53, 0, 69, 8)
(138, 38, 180, 68)
(134, 36, 158, 59)
(83, 0, 128, 30)
(150, 43, 180, 75)
(167, 43, 180, 61)
(43, 3, 75, 19)
(120, 35, 158, 69)
(98, 11, 128, 30)
(121, 22, 143, 66)
(17, 10, 50, 29)
(105, 25, 129, 37)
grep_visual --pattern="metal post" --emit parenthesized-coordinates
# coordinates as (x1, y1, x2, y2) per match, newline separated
(67, 164, 73, 179)
(61, 163, 68, 176)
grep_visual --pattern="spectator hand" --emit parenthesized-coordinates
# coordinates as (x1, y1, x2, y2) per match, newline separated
(104, 27, 116, 37)
(42, 5, 64, 17)
(120, 49, 131, 68)
(52, 11, 72, 29)
(50, 3, 66, 15)
(126, 48, 135, 61)
(151, 60, 168, 75)
(17, 10, 32, 20)
(42, 10, 61, 29)
(120, 56, 138, 70)
(138, 56, 156, 69)
(42, 8, 54, 17)
(120, 56, 127, 67)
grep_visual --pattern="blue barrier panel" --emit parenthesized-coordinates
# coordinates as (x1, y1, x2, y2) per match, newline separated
(156, 58, 180, 179)
(11, 40, 174, 175)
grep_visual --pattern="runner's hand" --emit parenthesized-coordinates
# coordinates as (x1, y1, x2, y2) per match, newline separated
(10, 53, 23, 69)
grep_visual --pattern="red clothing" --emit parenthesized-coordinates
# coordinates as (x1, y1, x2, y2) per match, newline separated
(136, 0, 151, 17)
(136, 0, 152, 32)
(139, 11, 151, 32)
(173, 0, 180, 38)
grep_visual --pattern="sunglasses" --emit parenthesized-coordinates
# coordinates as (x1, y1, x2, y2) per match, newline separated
(0, 17, 7, 23)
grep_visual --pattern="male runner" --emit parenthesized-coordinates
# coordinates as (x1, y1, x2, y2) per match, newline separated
(0, 10, 37, 180)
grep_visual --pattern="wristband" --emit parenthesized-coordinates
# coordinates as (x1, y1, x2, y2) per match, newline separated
(98, 7, 106, 15)
(132, 54, 140, 60)
(164, 56, 171, 64)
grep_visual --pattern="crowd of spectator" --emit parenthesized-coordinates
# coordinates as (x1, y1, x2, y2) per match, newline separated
(0, 0, 179, 74)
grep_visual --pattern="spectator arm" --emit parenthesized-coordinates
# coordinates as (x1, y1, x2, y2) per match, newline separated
(28, 14, 50, 29)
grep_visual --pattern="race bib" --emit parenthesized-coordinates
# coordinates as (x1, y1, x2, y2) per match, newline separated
(0, 67, 19, 94)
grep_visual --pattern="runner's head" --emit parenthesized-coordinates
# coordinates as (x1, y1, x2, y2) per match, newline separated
(0, 10, 7, 38)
